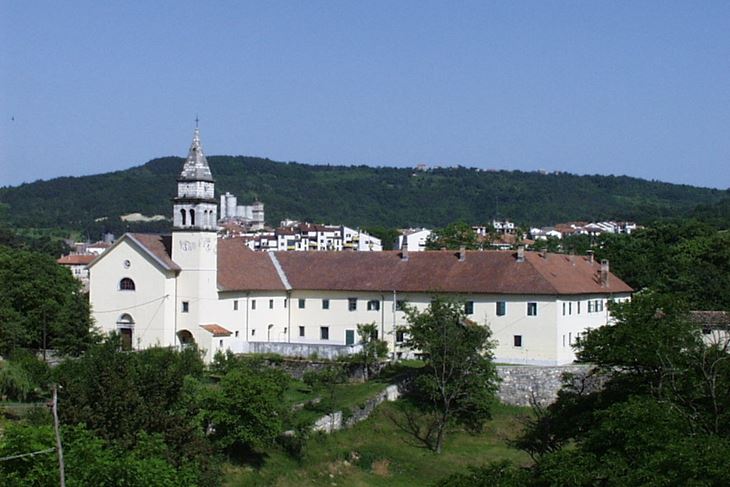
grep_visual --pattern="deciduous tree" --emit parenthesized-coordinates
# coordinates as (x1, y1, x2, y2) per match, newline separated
(400, 298, 499, 453)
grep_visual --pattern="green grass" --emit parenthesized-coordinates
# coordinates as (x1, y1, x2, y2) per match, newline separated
(224, 401, 531, 487)
(284, 378, 391, 428)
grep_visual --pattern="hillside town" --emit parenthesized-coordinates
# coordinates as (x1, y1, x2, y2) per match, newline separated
(3, 4, 729, 485)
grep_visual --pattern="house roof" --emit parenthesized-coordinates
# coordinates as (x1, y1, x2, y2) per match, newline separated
(200, 324, 233, 337)
(57, 254, 96, 266)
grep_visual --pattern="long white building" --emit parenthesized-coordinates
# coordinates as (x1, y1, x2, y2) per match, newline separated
(88, 129, 632, 364)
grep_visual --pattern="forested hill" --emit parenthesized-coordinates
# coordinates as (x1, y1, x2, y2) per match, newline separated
(1, 155, 728, 234)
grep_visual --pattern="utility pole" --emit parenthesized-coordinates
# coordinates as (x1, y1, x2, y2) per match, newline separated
(51, 385, 66, 487)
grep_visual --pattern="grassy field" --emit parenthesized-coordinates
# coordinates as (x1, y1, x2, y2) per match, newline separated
(223, 401, 531, 487)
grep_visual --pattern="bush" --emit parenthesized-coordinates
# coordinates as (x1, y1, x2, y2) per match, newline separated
(0, 360, 33, 401)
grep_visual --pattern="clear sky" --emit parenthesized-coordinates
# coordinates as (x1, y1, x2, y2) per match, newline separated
(1, 1, 729, 189)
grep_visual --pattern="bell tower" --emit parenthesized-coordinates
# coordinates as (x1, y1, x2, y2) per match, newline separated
(171, 126, 218, 341)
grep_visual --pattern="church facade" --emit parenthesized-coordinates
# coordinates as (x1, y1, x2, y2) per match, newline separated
(88, 129, 632, 364)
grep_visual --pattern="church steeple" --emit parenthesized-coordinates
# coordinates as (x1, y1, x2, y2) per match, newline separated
(173, 127, 217, 231)
(179, 127, 214, 182)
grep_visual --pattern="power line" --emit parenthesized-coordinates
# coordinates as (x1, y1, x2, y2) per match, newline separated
(93, 294, 169, 313)
(0, 448, 55, 462)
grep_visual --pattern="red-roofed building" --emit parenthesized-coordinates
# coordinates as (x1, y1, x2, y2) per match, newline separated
(89, 129, 632, 364)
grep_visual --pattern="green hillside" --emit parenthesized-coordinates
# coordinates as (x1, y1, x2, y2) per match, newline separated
(1, 155, 727, 236)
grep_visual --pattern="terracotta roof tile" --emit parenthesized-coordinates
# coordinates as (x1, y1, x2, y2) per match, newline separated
(217, 238, 287, 291)
(200, 324, 233, 337)
(57, 254, 96, 265)
(128, 234, 180, 271)
(228, 250, 632, 295)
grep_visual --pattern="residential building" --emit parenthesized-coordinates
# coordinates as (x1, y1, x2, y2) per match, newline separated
(396, 228, 432, 252)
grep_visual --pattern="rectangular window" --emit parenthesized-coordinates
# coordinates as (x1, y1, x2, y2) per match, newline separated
(396, 300, 406, 311)
(465, 301, 474, 315)
(527, 302, 538, 316)
(320, 326, 329, 340)
(496, 301, 506, 316)
(299, 326, 305, 337)
(252, 299, 256, 310)
(345, 329, 355, 345)
(577, 301, 581, 314)
(284, 298, 287, 308)
(348, 298, 357, 311)
(233, 300, 238, 311)
(367, 300, 380, 311)
(599, 300, 604, 312)
(562, 302, 566, 316)
(298, 298, 305, 309)
(396, 330, 405, 343)
(269, 299, 274, 309)
(569, 332, 572, 344)
(562, 334, 566, 347)
(568, 302, 572, 315)
(182, 301, 189, 313)
(588, 300, 593, 313)
(322, 299, 330, 310)
(251, 329, 256, 336)
(514, 335, 523, 347)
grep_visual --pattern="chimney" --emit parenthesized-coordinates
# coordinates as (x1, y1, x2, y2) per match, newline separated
(459, 245, 466, 262)
(516, 245, 525, 263)
(401, 237, 409, 261)
(600, 259, 609, 287)
(587, 249, 594, 264)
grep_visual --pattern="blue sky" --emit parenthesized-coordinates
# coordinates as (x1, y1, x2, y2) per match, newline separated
(1, 1, 729, 189)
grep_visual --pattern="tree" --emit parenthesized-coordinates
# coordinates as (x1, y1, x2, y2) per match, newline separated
(400, 298, 499, 453)
(53, 337, 219, 484)
(425, 222, 480, 250)
(0, 245, 96, 356)
(354, 323, 388, 381)
(199, 360, 289, 455)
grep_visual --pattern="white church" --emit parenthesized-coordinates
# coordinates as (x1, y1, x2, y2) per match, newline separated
(88, 129, 632, 364)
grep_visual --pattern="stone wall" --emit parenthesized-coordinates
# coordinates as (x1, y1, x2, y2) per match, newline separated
(496, 364, 596, 406)
(247, 341, 355, 360)
(312, 384, 400, 433)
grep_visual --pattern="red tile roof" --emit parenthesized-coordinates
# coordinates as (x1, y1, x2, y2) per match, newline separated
(127, 234, 180, 271)
(124, 234, 632, 296)
(217, 238, 286, 291)
(266, 250, 632, 295)
(200, 324, 233, 337)
(57, 254, 96, 265)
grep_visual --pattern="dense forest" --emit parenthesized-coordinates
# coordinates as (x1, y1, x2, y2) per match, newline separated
(1, 155, 727, 237)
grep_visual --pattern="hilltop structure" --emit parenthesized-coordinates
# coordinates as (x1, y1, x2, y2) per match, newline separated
(88, 129, 632, 363)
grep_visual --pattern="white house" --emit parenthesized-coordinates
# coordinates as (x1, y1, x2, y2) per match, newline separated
(396, 228, 432, 252)
(89, 129, 632, 364)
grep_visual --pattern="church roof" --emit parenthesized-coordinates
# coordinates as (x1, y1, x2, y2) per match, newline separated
(122, 234, 632, 296)
(178, 128, 214, 182)
(270, 250, 632, 295)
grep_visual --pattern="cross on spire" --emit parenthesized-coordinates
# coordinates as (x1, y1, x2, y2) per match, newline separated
(195, 114, 199, 128)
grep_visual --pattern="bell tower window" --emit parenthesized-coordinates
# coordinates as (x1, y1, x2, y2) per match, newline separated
(190, 209, 195, 226)
(180, 209, 187, 226)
